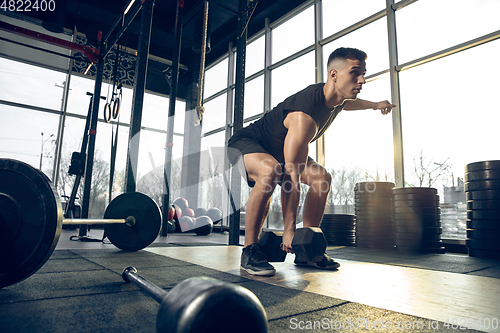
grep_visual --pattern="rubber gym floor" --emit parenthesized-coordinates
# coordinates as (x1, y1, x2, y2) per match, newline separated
(1, 228, 499, 333)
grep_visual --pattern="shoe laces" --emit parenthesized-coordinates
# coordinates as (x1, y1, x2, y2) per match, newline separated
(247, 244, 267, 262)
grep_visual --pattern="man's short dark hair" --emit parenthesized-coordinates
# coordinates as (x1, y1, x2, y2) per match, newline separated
(327, 47, 367, 67)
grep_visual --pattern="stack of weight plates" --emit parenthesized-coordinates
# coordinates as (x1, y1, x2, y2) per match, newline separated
(354, 182, 395, 249)
(464, 160, 500, 259)
(393, 187, 443, 253)
(320, 214, 355, 246)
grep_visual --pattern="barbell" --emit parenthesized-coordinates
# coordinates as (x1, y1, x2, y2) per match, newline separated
(0, 158, 162, 289)
(122, 267, 268, 333)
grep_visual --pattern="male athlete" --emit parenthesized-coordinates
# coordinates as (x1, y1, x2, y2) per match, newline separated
(227, 47, 396, 276)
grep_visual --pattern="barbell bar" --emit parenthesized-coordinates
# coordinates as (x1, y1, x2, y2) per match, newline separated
(121, 267, 269, 333)
(0, 158, 162, 289)
(62, 216, 136, 226)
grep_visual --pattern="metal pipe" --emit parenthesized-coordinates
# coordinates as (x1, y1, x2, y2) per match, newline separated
(162, 0, 184, 236)
(63, 218, 134, 226)
(122, 267, 166, 304)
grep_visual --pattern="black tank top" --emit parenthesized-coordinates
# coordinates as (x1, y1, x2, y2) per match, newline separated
(230, 83, 345, 163)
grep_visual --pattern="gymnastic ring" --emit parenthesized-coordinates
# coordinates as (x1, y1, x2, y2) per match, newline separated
(104, 102, 112, 123)
(112, 97, 120, 119)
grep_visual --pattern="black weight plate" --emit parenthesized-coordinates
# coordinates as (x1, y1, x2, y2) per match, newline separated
(324, 235, 356, 241)
(354, 192, 394, 199)
(321, 220, 356, 225)
(394, 213, 440, 221)
(394, 200, 439, 207)
(394, 193, 439, 202)
(468, 248, 500, 259)
(394, 226, 442, 234)
(395, 220, 441, 229)
(354, 212, 393, 220)
(321, 221, 355, 226)
(321, 228, 354, 236)
(394, 206, 440, 215)
(104, 192, 162, 251)
(0, 159, 62, 289)
(466, 239, 500, 251)
(465, 170, 500, 182)
(466, 190, 500, 200)
(355, 222, 394, 230)
(466, 200, 500, 210)
(324, 233, 356, 239)
(355, 233, 392, 240)
(466, 219, 500, 230)
(465, 190, 500, 201)
(393, 187, 437, 195)
(465, 180, 500, 192)
(328, 242, 356, 246)
(322, 227, 356, 234)
(466, 229, 500, 240)
(324, 232, 355, 238)
(325, 237, 356, 243)
(355, 211, 393, 218)
(465, 160, 500, 172)
(321, 219, 356, 226)
(322, 226, 356, 232)
(322, 214, 355, 220)
(355, 232, 392, 239)
(395, 239, 443, 247)
(354, 201, 394, 209)
(354, 181, 395, 192)
(467, 210, 500, 220)
(394, 233, 441, 242)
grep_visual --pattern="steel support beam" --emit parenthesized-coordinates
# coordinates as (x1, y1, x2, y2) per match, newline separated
(229, 0, 250, 245)
(162, 0, 184, 236)
(125, 0, 155, 193)
(80, 41, 105, 234)
(314, 0, 325, 166)
(0, 21, 99, 62)
(386, 0, 404, 187)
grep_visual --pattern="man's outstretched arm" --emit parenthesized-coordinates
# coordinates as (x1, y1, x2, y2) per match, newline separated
(344, 99, 396, 115)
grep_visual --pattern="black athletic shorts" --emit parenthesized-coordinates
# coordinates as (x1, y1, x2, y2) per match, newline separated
(227, 135, 278, 187)
(227, 135, 313, 188)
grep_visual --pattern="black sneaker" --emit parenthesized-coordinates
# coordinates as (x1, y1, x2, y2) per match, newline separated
(241, 243, 276, 276)
(294, 253, 340, 270)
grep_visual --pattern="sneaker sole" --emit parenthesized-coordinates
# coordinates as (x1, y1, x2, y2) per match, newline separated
(295, 261, 340, 270)
(240, 266, 276, 276)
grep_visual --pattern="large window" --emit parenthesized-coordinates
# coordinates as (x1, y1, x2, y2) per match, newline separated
(271, 5, 314, 64)
(322, 0, 385, 38)
(322, 18, 389, 78)
(244, 75, 265, 118)
(0, 58, 66, 111)
(245, 35, 265, 78)
(203, 93, 227, 134)
(271, 51, 316, 108)
(399, 39, 500, 189)
(204, 57, 228, 98)
(396, 0, 500, 64)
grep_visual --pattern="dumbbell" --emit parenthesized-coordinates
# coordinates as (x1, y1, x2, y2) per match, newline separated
(122, 267, 268, 333)
(258, 227, 327, 263)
